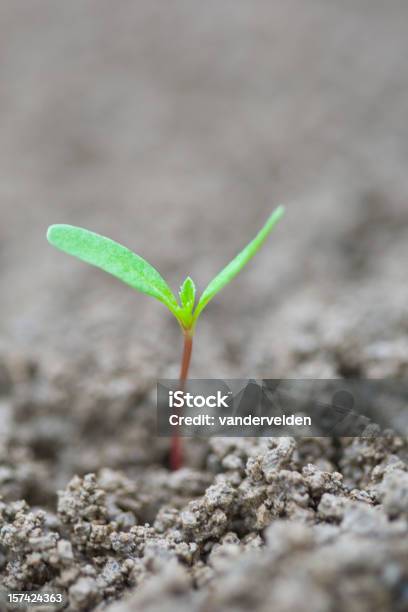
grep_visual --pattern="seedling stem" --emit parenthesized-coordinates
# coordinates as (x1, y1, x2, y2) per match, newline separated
(171, 330, 193, 470)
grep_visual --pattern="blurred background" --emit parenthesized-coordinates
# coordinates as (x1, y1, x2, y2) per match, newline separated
(1, 0, 407, 380)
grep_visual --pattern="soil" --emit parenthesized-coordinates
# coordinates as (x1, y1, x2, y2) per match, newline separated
(1, 2, 408, 611)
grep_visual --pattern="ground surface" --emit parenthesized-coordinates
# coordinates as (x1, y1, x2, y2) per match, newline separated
(0, 1, 408, 611)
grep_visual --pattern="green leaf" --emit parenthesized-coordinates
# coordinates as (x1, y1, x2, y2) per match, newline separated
(193, 205, 285, 323)
(47, 224, 180, 317)
(178, 276, 196, 329)
(179, 276, 196, 311)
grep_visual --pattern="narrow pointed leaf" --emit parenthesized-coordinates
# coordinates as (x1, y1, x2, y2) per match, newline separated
(47, 224, 180, 315)
(193, 205, 285, 322)
(177, 276, 196, 329)
(179, 277, 196, 312)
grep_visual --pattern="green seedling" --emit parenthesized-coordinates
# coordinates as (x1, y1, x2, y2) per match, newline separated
(47, 205, 285, 470)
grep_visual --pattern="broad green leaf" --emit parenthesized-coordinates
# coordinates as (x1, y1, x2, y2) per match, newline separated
(193, 205, 285, 323)
(47, 224, 180, 317)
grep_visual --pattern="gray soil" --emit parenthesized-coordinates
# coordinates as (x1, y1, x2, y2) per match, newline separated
(1, 2, 408, 611)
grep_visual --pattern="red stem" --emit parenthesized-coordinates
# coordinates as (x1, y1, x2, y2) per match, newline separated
(170, 330, 193, 470)
(179, 332, 193, 386)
